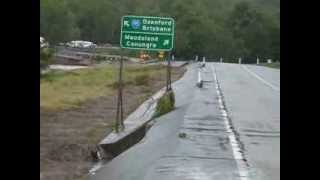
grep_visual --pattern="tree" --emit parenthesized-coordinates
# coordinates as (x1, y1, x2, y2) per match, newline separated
(227, 1, 280, 62)
(40, 0, 79, 44)
(40, 0, 280, 60)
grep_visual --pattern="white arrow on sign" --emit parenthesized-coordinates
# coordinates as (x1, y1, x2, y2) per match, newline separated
(163, 39, 169, 46)
(124, 20, 129, 27)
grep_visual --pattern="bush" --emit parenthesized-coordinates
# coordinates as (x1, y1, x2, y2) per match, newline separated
(95, 55, 106, 62)
(168, 90, 175, 108)
(134, 73, 150, 86)
(154, 90, 175, 118)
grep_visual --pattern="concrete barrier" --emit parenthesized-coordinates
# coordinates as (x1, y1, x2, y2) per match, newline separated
(97, 87, 166, 159)
(99, 123, 148, 157)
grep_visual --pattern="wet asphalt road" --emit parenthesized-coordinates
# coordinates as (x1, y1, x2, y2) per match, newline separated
(214, 63, 280, 180)
(90, 62, 280, 180)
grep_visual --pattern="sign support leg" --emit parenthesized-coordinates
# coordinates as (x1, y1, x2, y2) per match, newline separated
(115, 53, 124, 133)
(166, 52, 172, 92)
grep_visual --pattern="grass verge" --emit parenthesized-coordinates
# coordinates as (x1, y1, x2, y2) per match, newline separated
(259, 62, 280, 69)
(40, 64, 167, 110)
(40, 63, 186, 180)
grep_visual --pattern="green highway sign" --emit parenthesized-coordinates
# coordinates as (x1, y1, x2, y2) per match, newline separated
(120, 15, 175, 51)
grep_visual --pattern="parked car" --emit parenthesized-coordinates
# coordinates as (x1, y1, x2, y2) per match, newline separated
(66, 40, 97, 48)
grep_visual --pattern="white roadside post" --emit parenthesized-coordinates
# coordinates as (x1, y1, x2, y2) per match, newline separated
(197, 70, 203, 88)
(195, 55, 198, 62)
(220, 57, 223, 63)
(239, 57, 242, 64)
(268, 59, 272, 64)
(202, 56, 206, 67)
(257, 57, 260, 65)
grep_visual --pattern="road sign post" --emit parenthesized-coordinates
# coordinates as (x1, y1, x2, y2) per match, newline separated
(115, 55, 124, 133)
(114, 15, 175, 132)
(166, 52, 172, 91)
(120, 15, 175, 93)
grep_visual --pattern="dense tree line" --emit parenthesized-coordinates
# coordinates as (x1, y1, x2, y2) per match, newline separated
(40, 0, 280, 62)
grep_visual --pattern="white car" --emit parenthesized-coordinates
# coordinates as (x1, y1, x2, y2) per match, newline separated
(67, 40, 97, 48)
(40, 36, 49, 48)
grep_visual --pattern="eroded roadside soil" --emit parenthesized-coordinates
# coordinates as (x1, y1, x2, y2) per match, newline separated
(40, 65, 186, 180)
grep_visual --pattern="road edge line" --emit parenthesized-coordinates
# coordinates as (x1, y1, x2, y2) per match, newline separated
(211, 63, 250, 180)
(242, 65, 280, 92)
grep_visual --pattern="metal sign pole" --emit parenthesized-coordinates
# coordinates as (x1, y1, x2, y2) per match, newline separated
(120, 55, 124, 129)
(169, 54, 172, 90)
(166, 52, 169, 91)
(115, 53, 124, 132)
(166, 51, 172, 91)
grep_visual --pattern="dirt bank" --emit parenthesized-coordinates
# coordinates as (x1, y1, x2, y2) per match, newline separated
(40, 64, 186, 180)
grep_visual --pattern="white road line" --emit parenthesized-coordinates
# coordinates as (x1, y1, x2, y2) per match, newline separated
(242, 65, 280, 92)
(211, 64, 249, 180)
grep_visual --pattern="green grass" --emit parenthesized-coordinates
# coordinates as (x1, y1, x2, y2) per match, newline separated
(260, 62, 280, 69)
(40, 64, 166, 110)
(134, 73, 150, 85)
(86, 123, 112, 144)
(154, 90, 175, 118)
